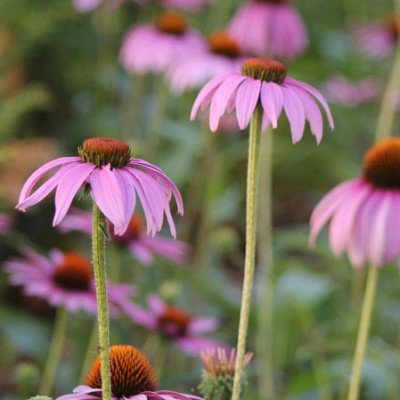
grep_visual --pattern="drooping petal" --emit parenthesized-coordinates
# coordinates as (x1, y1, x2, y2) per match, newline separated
(285, 77, 334, 130)
(260, 81, 283, 128)
(235, 78, 262, 129)
(189, 317, 219, 335)
(209, 75, 247, 131)
(310, 179, 362, 245)
(89, 166, 126, 235)
(282, 87, 305, 143)
(18, 157, 81, 205)
(53, 163, 96, 226)
(190, 74, 232, 120)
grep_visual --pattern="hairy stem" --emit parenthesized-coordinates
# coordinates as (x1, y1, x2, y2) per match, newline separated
(92, 204, 111, 400)
(232, 107, 262, 400)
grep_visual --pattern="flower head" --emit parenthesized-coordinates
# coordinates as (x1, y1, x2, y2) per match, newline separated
(201, 348, 253, 378)
(57, 345, 202, 400)
(5, 247, 135, 314)
(168, 31, 245, 94)
(352, 15, 399, 59)
(191, 57, 334, 143)
(59, 209, 189, 265)
(16, 137, 183, 237)
(120, 12, 204, 75)
(121, 295, 219, 354)
(199, 348, 252, 400)
(228, 0, 308, 59)
(310, 138, 400, 267)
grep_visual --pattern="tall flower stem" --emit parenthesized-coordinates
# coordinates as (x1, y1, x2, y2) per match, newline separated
(38, 306, 68, 395)
(232, 107, 263, 400)
(256, 130, 275, 399)
(375, 1, 400, 142)
(347, 265, 379, 400)
(92, 204, 111, 400)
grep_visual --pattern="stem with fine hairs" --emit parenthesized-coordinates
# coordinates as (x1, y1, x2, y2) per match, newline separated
(375, 1, 400, 142)
(92, 204, 111, 400)
(256, 129, 275, 399)
(347, 266, 379, 400)
(232, 107, 262, 400)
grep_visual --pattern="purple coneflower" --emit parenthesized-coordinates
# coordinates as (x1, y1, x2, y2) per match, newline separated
(168, 31, 245, 94)
(310, 138, 400, 268)
(228, 0, 308, 60)
(59, 209, 189, 265)
(191, 57, 334, 143)
(57, 345, 202, 400)
(5, 247, 135, 314)
(310, 138, 400, 400)
(16, 137, 183, 237)
(323, 75, 381, 107)
(120, 12, 204, 75)
(352, 15, 399, 59)
(122, 295, 219, 354)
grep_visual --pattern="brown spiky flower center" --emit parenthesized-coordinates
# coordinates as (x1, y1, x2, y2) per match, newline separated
(363, 138, 400, 189)
(241, 58, 288, 84)
(79, 137, 131, 168)
(156, 12, 187, 36)
(208, 31, 240, 58)
(86, 345, 158, 398)
(53, 253, 92, 291)
(158, 306, 191, 337)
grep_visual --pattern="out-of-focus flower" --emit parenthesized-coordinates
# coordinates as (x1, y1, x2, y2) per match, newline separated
(323, 75, 381, 107)
(228, 0, 308, 60)
(121, 294, 219, 354)
(120, 12, 204, 75)
(0, 138, 59, 206)
(59, 209, 189, 265)
(191, 57, 334, 143)
(16, 137, 183, 237)
(310, 138, 400, 267)
(168, 31, 245, 94)
(5, 248, 135, 314)
(0, 213, 13, 235)
(73, 0, 123, 12)
(199, 348, 252, 400)
(352, 16, 399, 59)
(57, 345, 203, 400)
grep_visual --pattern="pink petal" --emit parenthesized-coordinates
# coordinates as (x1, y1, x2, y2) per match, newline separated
(190, 74, 231, 120)
(235, 78, 262, 129)
(53, 163, 96, 225)
(18, 156, 81, 204)
(260, 82, 283, 128)
(89, 166, 126, 234)
(282, 87, 305, 143)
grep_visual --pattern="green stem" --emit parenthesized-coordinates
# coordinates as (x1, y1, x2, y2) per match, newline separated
(232, 107, 262, 400)
(256, 130, 275, 399)
(38, 307, 68, 395)
(79, 321, 99, 383)
(92, 204, 111, 400)
(375, 3, 400, 142)
(347, 266, 379, 400)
